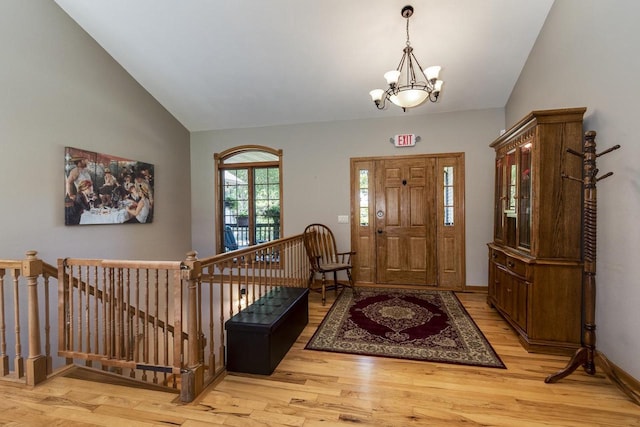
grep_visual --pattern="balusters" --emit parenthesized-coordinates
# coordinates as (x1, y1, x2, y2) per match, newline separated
(11, 268, 24, 378)
(0, 269, 7, 377)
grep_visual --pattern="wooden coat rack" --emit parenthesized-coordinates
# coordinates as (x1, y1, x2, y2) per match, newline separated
(545, 131, 639, 405)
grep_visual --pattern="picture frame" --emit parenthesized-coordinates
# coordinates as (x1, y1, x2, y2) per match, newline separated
(64, 147, 154, 225)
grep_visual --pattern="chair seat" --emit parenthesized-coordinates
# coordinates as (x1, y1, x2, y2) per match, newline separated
(318, 262, 350, 272)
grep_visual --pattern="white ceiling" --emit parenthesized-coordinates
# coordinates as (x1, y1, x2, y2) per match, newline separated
(53, 0, 554, 132)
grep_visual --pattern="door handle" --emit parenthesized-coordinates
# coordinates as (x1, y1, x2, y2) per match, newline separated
(377, 229, 383, 234)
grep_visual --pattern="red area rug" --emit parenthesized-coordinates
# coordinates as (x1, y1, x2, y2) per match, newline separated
(306, 288, 505, 368)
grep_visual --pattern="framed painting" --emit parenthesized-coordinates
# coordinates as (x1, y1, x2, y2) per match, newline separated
(64, 147, 154, 225)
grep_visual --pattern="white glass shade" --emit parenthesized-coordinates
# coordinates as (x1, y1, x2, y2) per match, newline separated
(424, 65, 441, 82)
(433, 80, 444, 92)
(369, 89, 384, 102)
(389, 89, 429, 108)
(384, 70, 401, 85)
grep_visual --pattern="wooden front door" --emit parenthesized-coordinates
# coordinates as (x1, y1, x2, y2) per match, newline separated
(374, 157, 437, 285)
(351, 153, 465, 289)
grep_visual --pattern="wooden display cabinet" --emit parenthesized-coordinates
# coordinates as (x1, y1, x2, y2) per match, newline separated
(488, 108, 586, 355)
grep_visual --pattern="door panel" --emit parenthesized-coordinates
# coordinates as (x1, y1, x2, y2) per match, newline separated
(385, 187, 400, 225)
(409, 237, 427, 270)
(375, 157, 437, 285)
(442, 235, 456, 271)
(386, 237, 401, 270)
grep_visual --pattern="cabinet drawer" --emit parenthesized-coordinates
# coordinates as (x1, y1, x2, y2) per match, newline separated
(505, 256, 527, 278)
(490, 248, 506, 266)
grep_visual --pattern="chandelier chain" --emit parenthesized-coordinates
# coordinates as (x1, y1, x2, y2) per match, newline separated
(406, 17, 411, 46)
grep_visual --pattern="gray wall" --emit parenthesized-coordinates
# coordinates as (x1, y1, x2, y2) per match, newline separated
(0, 0, 192, 263)
(507, 0, 640, 379)
(191, 108, 504, 287)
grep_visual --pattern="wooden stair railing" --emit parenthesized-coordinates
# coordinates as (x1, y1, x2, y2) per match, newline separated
(1, 234, 309, 402)
(58, 255, 195, 395)
(196, 234, 309, 386)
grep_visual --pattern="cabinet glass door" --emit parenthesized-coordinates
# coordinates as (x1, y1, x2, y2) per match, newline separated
(518, 142, 532, 249)
(494, 156, 504, 242)
(504, 150, 517, 247)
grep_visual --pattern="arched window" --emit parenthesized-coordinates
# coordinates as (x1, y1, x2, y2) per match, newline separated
(214, 146, 282, 253)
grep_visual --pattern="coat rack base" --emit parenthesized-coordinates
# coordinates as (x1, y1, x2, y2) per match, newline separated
(546, 347, 640, 406)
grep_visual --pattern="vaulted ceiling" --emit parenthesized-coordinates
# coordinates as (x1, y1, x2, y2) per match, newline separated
(54, 0, 554, 132)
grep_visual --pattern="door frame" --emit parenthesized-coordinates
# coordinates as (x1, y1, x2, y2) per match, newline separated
(350, 153, 466, 290)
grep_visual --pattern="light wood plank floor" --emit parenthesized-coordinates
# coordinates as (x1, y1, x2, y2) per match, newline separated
(1, 291, 639, 426)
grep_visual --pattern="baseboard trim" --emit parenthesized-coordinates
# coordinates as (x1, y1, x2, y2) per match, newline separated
(598, 352, 640, 405)
(462, 285, 488, 293)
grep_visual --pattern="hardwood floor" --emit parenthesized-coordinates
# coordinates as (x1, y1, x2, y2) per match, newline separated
(1, 290, 639, 426)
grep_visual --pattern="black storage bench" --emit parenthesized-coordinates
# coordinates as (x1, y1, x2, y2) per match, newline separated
(225, 286, 309, 375)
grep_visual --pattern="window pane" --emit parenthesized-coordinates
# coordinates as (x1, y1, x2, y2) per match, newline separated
(444, 166, 454, 186)
(360, 189, 368, 208)
(225, 151, 278, 164)
(444, 207, 454, 226)
(222, 168, 250, 250)
(254, 166, 280, 242)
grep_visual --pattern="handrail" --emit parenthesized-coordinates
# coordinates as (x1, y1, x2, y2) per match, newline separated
(199, 233, 303, 265)
(0, 260, 22, 268)
(42, 262, 57, 279)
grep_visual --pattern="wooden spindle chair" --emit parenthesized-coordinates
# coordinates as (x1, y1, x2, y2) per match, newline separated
(302, 223, 356, 304)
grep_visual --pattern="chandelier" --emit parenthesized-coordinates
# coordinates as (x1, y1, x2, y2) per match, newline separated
(369, 5, 443, 111)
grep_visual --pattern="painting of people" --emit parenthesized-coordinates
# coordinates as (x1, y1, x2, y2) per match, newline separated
(64, 147, 154, 226)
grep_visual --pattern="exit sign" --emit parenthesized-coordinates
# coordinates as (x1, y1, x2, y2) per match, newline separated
(393, 134, 416, 147)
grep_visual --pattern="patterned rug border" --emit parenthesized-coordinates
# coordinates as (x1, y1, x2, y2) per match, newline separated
(305, 288, 506, 369)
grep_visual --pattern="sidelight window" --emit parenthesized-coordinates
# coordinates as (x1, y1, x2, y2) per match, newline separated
(359, 170, 369, 226)
(443, 166, 454, 226)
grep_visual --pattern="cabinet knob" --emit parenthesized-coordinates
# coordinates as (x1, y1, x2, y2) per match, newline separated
(492, 253, 498, 259)
(507, 261, 515, 268)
